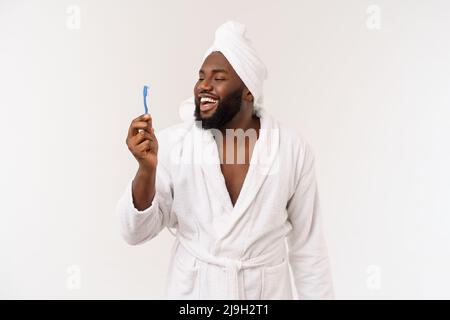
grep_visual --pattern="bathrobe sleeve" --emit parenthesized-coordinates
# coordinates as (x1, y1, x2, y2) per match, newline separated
(116, 160, 176, 246)
(286, 142, 334, 299)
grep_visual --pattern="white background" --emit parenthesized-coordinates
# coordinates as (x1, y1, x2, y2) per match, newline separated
(1, 0, 449, 299)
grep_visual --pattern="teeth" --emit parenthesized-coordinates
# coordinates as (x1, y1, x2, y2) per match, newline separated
(200, 97, 218, 104)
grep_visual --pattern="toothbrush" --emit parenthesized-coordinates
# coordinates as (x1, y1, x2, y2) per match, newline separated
(143, 85, 149, 114)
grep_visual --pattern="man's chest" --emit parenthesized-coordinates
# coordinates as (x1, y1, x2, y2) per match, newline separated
(218, 137, 256, 206)
(220, 163, 249, 206)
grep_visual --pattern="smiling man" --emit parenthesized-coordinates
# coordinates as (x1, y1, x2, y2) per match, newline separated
(194, 51, 257, 132)
(117, 21, 334, 300)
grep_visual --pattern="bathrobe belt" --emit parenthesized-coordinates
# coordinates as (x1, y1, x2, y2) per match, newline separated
(177, 234, 286, 299)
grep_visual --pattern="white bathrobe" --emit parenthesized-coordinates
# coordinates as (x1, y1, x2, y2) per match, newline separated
(116, 108, 334, 299)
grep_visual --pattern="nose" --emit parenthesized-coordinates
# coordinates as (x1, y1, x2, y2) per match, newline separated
(197, 78, 213, 92)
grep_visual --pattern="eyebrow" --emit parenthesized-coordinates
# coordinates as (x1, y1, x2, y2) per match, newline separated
(199, 68, 228, 74)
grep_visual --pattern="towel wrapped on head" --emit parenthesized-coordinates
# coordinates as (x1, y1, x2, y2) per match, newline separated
(202, 21, 268, 108)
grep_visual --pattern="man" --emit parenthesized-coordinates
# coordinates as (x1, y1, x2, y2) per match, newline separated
(117, 21, 334, 299)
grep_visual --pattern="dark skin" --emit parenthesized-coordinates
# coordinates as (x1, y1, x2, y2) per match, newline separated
(195, 52, 260, 206)
(127, 51, 260, 210)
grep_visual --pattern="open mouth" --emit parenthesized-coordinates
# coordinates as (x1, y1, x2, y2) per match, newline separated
(200, 96, 219, 112)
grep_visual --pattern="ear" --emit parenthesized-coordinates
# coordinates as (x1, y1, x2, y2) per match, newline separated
(243, 87, 254, 103)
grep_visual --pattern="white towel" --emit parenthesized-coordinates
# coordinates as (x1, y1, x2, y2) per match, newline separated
(202, 21, 268, 108)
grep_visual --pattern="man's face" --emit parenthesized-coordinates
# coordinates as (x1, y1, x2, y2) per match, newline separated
(194, 51, 245, 129)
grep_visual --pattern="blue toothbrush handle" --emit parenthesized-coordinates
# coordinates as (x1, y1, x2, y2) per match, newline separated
(143, 85, 149, 114)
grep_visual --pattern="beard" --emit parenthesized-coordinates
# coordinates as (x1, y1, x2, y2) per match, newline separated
(194, 87, 243, 130)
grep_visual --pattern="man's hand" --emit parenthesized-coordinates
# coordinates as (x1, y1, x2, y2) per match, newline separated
(126, 113, 158, 172)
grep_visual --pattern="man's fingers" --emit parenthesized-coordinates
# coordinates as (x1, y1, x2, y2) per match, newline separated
(129, 113, 151, 131)
(128, 117, 152, 138)
(134, 130, 153, 145)
(137, 139, 151, 153)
